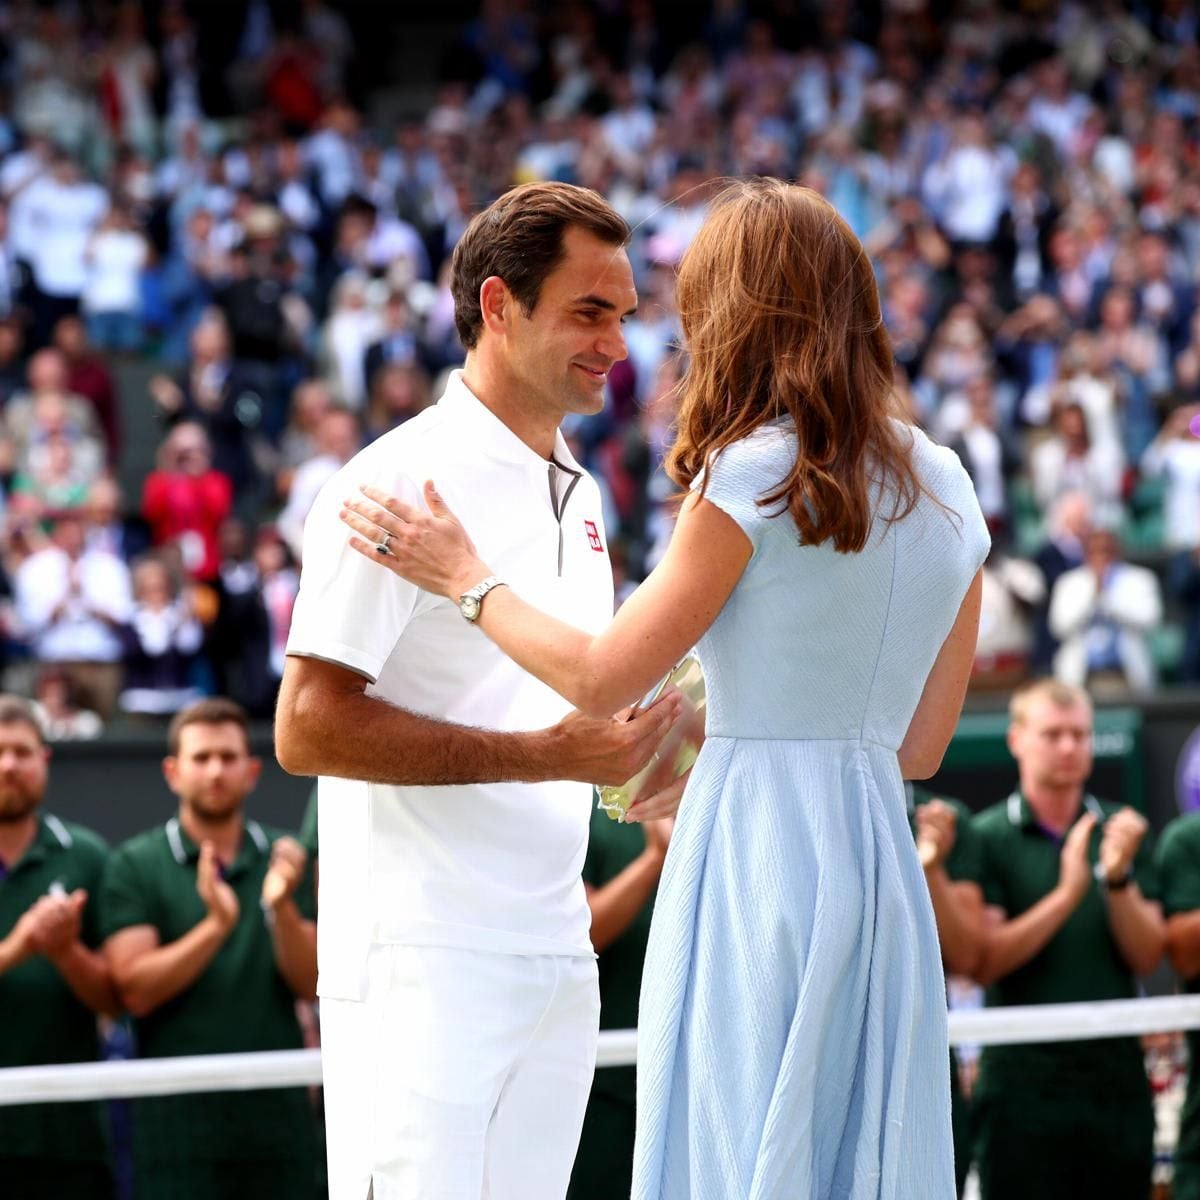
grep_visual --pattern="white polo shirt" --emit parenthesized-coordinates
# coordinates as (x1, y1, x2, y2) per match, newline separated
(286, 371, 614, 1000)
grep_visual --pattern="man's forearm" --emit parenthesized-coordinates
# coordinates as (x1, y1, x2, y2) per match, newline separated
(52, 943, 121, 1015)
(976, 886, 1078, 986)
(1167, 911, 1200, 979)
(925, 872, 985, 978)
(1107, 886, 1165, 976)
(114, 917, 229, 1017)
(0, 932, 29, 976)
(587, 851, 664, 954)
(277, 678, 561, 784)
(268, 900, 317, 1001)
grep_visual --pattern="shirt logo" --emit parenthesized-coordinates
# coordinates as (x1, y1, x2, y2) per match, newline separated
(584, 520, 603, 552)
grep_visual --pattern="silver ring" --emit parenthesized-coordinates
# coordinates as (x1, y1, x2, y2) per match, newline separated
(374, 533, 392, 556)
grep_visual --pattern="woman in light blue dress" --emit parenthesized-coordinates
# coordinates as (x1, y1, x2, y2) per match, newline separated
(341, 180, 989, 1199)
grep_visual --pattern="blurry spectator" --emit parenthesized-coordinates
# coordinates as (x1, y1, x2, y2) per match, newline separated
(10, 407, 104, 514)
(0, 696, 116, 1197)
(921, 112, 1015, 246)
(32, 666, 103, 740)
(0, 318, 27, 408)
(11, 151, 108, 346)
(99, 699, 317, 1200)
(971, 679, 1164, 1200)
(1031, 491, 1093, 674)
(974, 549, 1046, 689)
(320, 271, 383, 409)
(84, 475, 149, 563)
(149, 312, 264, 499)
(1133, 229, 1195, 356)
(3, 347, 105, 467)
(365, 362, 431, 442)
(945, 375, 1019, 538)
(141, 422, 233, 582)
(117, 555, 205, 719)
(363, 290, 436, 396)
(920, 307, 993, 428)
(1029, 397, 1123, 513)
(52, 316, 120, 464)
(98, 3, 159, 157)
(1178, 310, 1200, 400)
(277, 407, 360, 561)
(1157, 803, 1200, 1200)
(81, 204, 149, 353)
(1048, 527, 1163, 695)
(1141, 402, 1200, 553)
(13, 514, 133, 718)
(275, 378, 333, 500)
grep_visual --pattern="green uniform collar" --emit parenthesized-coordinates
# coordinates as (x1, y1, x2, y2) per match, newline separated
(164, 815, 270, 878)
(1006, 790, 1105, 834)
(3, 813, 74, 874)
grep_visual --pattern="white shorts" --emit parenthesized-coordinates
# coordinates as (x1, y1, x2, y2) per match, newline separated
(320, 944, 600, 1200)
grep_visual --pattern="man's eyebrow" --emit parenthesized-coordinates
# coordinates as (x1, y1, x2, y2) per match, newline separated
(573, 293, 638, 317)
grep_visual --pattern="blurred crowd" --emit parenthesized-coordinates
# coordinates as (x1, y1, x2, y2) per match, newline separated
(0, 0, 1192, 731)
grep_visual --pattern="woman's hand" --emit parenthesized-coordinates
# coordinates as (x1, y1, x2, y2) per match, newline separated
(340, 482, 491, 600)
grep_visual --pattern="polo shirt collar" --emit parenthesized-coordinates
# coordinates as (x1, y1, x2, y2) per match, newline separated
(437, 370, 583, 476)
(1, 813, 71, 874)
(165, 816, 270, 876)
(1006, 790, 1104, 832)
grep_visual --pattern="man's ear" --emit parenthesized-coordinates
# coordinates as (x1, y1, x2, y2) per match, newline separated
(479, 276, 511, 337)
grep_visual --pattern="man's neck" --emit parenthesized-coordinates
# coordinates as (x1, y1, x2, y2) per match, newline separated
(179, 804, 244, 864)
(461, 355, 559, 461)
(1024, 783, 1085, 837)
(0, 812, 38, 869)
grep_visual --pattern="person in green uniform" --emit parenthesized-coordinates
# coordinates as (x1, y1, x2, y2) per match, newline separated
(0, 694, 118, 1199)
(1156, 806, 1200, 1198)
(970, 678, 1165, 1200)
(567, 799, 673, 1200)
(99, 697, 319, 1200)
(909, 785, 987, 1198)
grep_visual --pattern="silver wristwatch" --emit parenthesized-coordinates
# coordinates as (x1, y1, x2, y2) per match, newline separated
(459, 576, 506, 622)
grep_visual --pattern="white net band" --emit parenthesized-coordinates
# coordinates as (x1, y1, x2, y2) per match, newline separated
(2, 994, 1197, 1106)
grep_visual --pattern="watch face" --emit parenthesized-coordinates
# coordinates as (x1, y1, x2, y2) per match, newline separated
(461, 595, 480, 621)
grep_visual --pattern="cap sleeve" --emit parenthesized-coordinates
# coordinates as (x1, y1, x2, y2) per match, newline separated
(690, 432, 789, 550)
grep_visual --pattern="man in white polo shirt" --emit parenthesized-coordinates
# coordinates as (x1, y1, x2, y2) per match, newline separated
(275, 182, 678, 1200)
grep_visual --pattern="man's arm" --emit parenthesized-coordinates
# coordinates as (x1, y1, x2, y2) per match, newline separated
(1166, 911, 1200, 979)
(916, 800, 987, 976)
(975, 812, 1096, 987)
(103, 843, 238, 1017)
(31, 889, 120, 1015)
(586, 819, 671, 954)
(261, 837, 316, 1001)
(1099, 808, 1166, 977)
(275, 655, 679, 787)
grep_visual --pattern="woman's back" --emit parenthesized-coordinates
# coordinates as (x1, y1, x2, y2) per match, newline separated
(694, 419, 989, 749)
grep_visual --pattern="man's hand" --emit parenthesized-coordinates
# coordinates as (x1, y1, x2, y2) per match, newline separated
(196, 842, 239, 932)
(1099, 807, 1148, 885)
(1058, 811, 1098, 905)
(29, 889, 87, 960)
(916, 799, 958, 869)
(262, 837, 307, 910)
(548, 694, 682, 786)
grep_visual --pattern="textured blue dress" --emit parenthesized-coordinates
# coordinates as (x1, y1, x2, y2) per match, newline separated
(630, 422, 990, 1200)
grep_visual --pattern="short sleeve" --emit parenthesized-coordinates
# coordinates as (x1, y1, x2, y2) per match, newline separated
(1133, 823, 1160, 902)
(943, 800, 984, 886)
(73, 833, 109, 950)
(1156, 817, 1200, 916)
(970, 812, 1008, 910)
(98, 846, 157, 941)
(286, 462, 422, 682)
(691, 432, 787, 550)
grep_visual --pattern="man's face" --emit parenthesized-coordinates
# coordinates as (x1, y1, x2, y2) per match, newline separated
(499, 227, 636, 422)
(1009, 697, 1094, 794)
(0, 722, 48, 824)
(165, 722, 260, 822)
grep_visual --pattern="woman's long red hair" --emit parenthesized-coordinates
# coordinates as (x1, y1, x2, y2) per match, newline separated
(667, 179, 925, 552)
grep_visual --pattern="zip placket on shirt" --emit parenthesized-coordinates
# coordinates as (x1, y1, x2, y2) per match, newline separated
(548, 459, 582, 576)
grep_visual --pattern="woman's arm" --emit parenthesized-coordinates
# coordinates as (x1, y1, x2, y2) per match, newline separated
(342, 482, 752, 718)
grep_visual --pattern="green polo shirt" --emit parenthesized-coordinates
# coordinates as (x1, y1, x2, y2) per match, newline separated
(98, 816, 316, 1192)
(298, 786, 318, 857)
(971, 791, 1158, 1099)
(1154, 812, 1200, 1195)
(0, 813, 110, 1167)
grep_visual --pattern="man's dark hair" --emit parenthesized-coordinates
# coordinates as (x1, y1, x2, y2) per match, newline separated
(167, 697, 251, 757)
(0, 695, 45, 744)
(450, 182, 630, 350)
